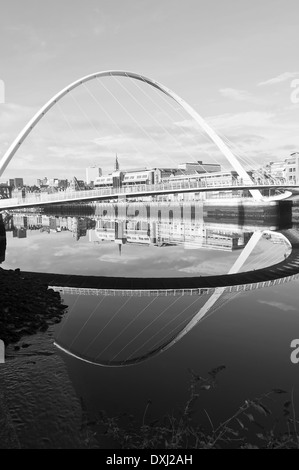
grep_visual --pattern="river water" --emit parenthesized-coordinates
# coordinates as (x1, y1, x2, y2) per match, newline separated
(1, 198, 299, 448)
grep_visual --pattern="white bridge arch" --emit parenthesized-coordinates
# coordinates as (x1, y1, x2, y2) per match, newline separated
(0, 70, 263, 199)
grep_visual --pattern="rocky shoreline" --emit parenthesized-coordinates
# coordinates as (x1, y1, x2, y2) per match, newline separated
(0, 267, 96, 448)
(0, 267, 67, 347)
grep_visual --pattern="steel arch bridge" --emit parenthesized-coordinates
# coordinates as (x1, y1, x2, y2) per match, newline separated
(0, 70, 264, 199)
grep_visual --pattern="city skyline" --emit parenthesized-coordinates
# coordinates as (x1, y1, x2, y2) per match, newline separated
(2, 149, 299, 189)
(0, 1, 299, 184)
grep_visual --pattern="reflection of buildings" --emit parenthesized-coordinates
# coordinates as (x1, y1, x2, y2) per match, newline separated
(10, 213, 92, 241)
(156, 222, 251, 250)
(89, 218, 251, 251)
(68, 217, 88, 241)
(89, 219, 155, 247)
(11, 214, 28, 238)
(13, 228, 27, 239)
(88, 202, 254, 252)
(12, 214, 28, 229)
(9, 199, 281, 251)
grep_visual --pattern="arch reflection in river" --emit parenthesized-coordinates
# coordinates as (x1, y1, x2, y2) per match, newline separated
(2, 199, 297, 366)
(4, 199, 290, 279)
(53, 228, 299, 367)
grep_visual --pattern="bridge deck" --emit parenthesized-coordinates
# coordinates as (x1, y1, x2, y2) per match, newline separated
(0, 180, 295, 210)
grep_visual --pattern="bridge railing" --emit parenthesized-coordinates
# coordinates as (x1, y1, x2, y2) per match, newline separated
(50, 272, 299, 297)
(3, 178, 296, 207)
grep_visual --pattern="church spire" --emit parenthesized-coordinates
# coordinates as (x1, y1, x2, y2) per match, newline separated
(115, 153, 119, 171)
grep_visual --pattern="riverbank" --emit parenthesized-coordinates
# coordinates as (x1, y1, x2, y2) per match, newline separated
(0, 325, 96, 448)
(0, 267, 100, 448)
(0, 267, 67, 347)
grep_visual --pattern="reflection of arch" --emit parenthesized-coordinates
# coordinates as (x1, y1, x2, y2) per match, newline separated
(23, 228, 298, 292)
(0, 70, 261, 200)
(53, 229, 299, 367)
(54, 332, 190, 367)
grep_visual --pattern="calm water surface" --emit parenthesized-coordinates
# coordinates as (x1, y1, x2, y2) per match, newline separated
(1, 199, 299, 448)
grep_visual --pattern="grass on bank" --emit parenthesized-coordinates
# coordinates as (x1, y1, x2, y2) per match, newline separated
(79, 366, 299, 450)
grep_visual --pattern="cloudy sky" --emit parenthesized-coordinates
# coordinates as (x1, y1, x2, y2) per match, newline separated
(0, 0, 299, 183)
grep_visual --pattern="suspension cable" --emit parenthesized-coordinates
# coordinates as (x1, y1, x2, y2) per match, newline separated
(68, 296, 106, 348)
(95, 296, 158, 360)
(82, 296, 131, 355)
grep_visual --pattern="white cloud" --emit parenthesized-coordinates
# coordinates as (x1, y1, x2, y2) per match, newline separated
(175, 111, 276, 133)
(219, 88, 260, 103)
(206, 111, 276, 130)
(97, 254, 129, 264)
(258, 72, 299, 86)
(258, 300, 296, 311)
(93, 25, 106, 37)
(2, 86, 299, 184)
(0, 102, 35, 128)
(175, 109, 299, 164)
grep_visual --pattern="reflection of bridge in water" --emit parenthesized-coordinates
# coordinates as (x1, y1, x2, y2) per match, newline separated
(52, 273, 299, 297)
(21, 228, 298, 296)
(3, 204, 297, 368)
(47, 228, 299, 367)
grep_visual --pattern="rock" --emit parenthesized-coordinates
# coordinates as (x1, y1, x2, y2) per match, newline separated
(0, 268, 66, 347)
